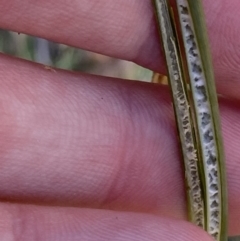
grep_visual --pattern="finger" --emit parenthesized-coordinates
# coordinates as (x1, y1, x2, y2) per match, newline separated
(0, 203, 214, 241)
(0, 55, 239, 235)
(0, 0, 239, 99)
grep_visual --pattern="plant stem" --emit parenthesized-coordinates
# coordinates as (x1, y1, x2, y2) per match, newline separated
(152, 0, 205, 227)
(152, 0, 228, 240)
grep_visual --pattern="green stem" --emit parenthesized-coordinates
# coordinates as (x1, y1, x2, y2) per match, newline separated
(152, 0, 205, 227)
(152, 0, 228, 240)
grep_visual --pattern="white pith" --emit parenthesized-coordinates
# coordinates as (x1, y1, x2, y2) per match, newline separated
(176, 0, 221, 239)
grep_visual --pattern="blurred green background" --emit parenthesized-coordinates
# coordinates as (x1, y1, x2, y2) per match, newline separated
(0, 29, 152, 81)
(0, 30, 239, 241)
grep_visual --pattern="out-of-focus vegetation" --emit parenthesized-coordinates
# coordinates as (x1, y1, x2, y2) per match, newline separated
(0, 29, 152, 81)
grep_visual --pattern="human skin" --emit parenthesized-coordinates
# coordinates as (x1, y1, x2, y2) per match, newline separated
(0, 0, 239, 240)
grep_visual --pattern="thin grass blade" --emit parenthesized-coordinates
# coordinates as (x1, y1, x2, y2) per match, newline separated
(175, 0, 228, 240)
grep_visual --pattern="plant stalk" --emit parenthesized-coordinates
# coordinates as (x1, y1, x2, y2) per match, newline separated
(152, 0, 228, 240)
